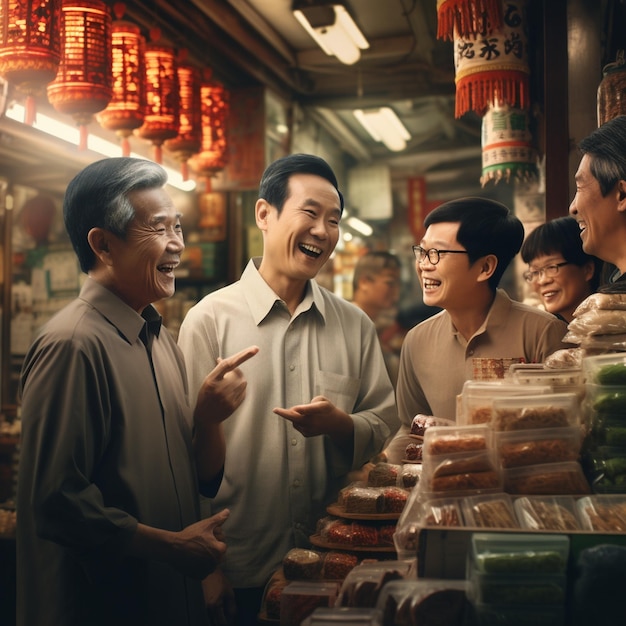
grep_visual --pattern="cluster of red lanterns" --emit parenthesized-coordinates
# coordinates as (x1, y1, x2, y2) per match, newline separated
(0, 0, 229, 181)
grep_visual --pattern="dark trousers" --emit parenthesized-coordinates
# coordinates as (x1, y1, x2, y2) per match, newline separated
(233, 587, 265, 626)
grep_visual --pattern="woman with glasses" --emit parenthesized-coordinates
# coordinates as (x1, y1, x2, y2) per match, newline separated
(520, 216, 604, 322)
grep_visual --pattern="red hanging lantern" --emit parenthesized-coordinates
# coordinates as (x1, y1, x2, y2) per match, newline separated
(453, 0, 529, 118)
(188, 70, 229, 192)
(164, 50, 201, 181)
(0, 0, 62, 125)
(47, 0, 112, 150)
(436, 0, 503, 41)
(96, 2, 145, 157)
(134, 27, 179, 164)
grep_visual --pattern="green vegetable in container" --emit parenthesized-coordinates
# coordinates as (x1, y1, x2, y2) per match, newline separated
(592, 391, 626, 414)
(596, 363, 626, 385)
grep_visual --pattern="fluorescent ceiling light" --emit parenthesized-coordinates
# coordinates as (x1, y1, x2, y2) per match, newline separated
(293, 3, 369, 65)
(354, 107, 411, 152)
(345, 215, 373, 237)
(5, 103, 196, 192)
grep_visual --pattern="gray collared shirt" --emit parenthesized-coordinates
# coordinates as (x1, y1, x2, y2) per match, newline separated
(17, 277, 209, 626)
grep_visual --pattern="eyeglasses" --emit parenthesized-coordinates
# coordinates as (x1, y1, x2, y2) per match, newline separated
(522, 262, 570, 283)
(412, 245, 469, 265)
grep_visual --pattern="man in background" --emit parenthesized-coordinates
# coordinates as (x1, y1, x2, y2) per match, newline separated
(569, 114, 626, 281)
(351, 251, 402, 383)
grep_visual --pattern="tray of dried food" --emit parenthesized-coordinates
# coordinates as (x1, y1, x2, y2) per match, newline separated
(309, 534, 397, 553)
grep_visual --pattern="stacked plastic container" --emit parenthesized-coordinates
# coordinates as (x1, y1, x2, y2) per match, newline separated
(581, 353, 626, 493)
(467, 532, 569, 626)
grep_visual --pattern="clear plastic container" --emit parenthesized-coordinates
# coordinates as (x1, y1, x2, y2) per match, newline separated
(421, 449, 502, 494)
(495, 426, 581, 468)
(393, 491, 464, 557)
(514, 495, 580, 531)
(576, 494, 626, 531)
(472, 602, 565, 625)
(280, 581, 340, 626)
(503, 461, 591, 495)
(469, 532, 569, 575)
(582, 352, 626, 384)
(301, 607, 383, 626)
(422, 424, 492, 456)
(374, 579, 468, 626)
(458, 381, 552, 426)
(335, 561, 411, 609)
(468, 571, 566, 606)
(491, 393, 580, 432)
(461, 493, 518, 529)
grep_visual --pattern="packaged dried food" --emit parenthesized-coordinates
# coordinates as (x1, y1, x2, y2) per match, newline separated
(423, 424, 492, 456)
(325, 521, 382, 546)
(503, 462, 591, 495)
(374, 579, 468, 626)
(367, 463, 401, 487)
(283, 548, 324, 580)
(343, 487, 385, 515)
(338, 483, 366, 506)
(321, 552, 359, 581)
(280, 581, 340, 626)
(470, 532, 569, 575)
(461, 493, 518, 529)
(567, 308, 626, 336)
(574, 291, 626, 316)
(514, 496, 580, 531)
(336, 562, 410, 609)
(316, 516, 339, 539)
(421, 447, 502, 494)
(496, 427, 581, 468)
(261, 568, 290, 620)
(492, 393, 579, 432)
(430, 452, 496, 478)
(409, 414, 454, 437)
(397, 463, 421, 489)
(430, 469, 501, 493)
(381, 486, 408, 513)
(458, 381, 552, 426)
(576, 494, 626, 531)
(403, 441, 423, 462)
(544, 347, 585, 370)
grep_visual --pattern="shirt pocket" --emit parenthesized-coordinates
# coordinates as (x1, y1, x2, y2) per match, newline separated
(315, 369, 360, 412)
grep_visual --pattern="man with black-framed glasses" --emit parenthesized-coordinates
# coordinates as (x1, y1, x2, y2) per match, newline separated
(385, 197, 569, 463)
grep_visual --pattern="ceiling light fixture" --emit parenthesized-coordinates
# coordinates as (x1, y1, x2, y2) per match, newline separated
(345, 215, 373, 237)
(6, 102, 196, 191)
(292, 2, 369, 65)
(354, 107, 411, 152)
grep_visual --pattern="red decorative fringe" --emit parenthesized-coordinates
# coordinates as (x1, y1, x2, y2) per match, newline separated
(437, 0, 504, 41)
(455, 71, 529, 118)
